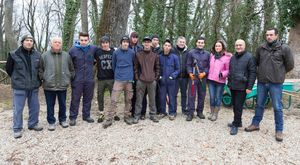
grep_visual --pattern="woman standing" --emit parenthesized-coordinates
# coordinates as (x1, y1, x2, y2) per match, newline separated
(207, 40, 232, 121)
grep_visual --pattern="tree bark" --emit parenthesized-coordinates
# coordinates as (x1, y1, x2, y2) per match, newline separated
(287, 22, 300, 78)
(0, 0, 4, 60)
(80, 0, 88, 33)
(4, 0, 17, 52)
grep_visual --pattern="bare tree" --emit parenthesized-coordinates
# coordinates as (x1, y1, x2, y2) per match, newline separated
(80, 0, 88, 33)
(0, 0, 4, 60)
(4, 0, 17, 52)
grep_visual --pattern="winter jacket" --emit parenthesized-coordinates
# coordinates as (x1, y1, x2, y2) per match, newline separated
(207, 52, 232, 84)
(159, 52, 180, 85)
(186, 48, 210, 75)
(134, 50, 160, 83)
(228, 51, 256, 90)
(112, 48, 135, 81)
(5, 46, 41, 90)
(39, 49, 75, 91)
(129, 44, 143, 54)
(94, 47, 115, 80)
(69, 45, 97, 82)
(256, 41, 294, 83)
(173, 46, 189, 78)
(152, 46, 162, 55)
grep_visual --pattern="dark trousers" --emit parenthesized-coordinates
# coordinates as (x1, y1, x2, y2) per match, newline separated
(131, 81, 147, 116)
(44, 90, 67, 124)
(231, 89, 247, 127)
(187, 78, 207, 115)
(159, 79, 176, 115)
(69, 81, 95, 120)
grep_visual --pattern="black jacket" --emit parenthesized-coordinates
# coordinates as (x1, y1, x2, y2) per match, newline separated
(6, 46, 41, 90)
(94, 47, 115, 80)
(173, 46, 189, 78)
(228, 51, 256, 90)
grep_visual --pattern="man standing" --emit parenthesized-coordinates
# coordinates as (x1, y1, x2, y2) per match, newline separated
(39, 37, 75, 131)
(227, 39, 256, 135)
(94, 35, 120, 123)
(102, 36, 135, 128)
(186, 37, 210, 121)
(69, 32, 97, 126)
(173, 36, 189, 115)
(6, 34, 43, 138)
(245, 28, 294, 142)
(133, 36, 160, 124)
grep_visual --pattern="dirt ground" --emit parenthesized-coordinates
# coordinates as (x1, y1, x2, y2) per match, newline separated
(0, 84, 300, 164)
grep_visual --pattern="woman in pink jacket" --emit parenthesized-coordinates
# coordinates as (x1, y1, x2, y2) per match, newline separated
(207, 40, 232, 121)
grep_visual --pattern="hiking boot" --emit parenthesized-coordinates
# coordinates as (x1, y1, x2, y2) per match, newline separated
(158, 113, 167, 119)
(228, 122, 242, 128)
(124, 117, 134, 125)
(83, 117, 94, 123)
(97, 114, 105, 123)
(186, 114, 193, 121)
(102, 119, 113, 129)
(208, 106, 215, 120)
(197, 113, 205, 119)
(28, 124, 43, 131)
(230, 126, 238, 135)
(60, 121, 69, 128)
(48, 124, 56, 131)
(133, 117, 139, 124)
(275, 131, 283, 142)
(150, 115, 159, 123)
(244, 125, 260, 132)
(140, 114, 146, 120)
(14, 131, 22, 139)
(114, 115, 120, 121)
(169, 114, 176, 121)
(69, 119, 76, 126)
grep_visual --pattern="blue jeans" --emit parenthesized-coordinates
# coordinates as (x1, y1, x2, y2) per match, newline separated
(251, 82, 283, 131)
(208, 80, 225, 107)
(175, 78, 188, 113)
(13, 89, 40, 132)
(159, 78, 177, 115)
(44, 90, 67, 124)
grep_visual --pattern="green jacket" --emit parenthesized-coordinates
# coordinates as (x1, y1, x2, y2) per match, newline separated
(39, 49, 75, 91)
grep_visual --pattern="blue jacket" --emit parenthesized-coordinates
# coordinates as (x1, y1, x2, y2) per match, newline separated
(69, 45, 97, 82)
(159, 52, 180, 80)
(112, 48, 135, 81)
(186, 48, 210, 75)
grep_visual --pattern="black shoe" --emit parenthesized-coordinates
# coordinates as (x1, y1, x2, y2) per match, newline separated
(186, 114, 193, 121)
(140, 115, 146, 120)
(230, 126, 238, 135)
(158, 113, 167, 119)
(227, 122, 242, 128)
(197, 113, 205, 119)
(83, 117, 94, 123)
(114, 116, 120, 121)
(69, 119, 76, 126)
(28, 124, 43, 131)
(150, 116, 159, 123)
(102, 119, 113, 129)
(97, 114, 105, 123)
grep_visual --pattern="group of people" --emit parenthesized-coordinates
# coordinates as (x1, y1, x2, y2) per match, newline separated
(5, 27, 294, 142)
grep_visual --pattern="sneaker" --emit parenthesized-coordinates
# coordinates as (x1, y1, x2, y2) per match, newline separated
(60, 121, 69, 128)
(196, 113, 205, 119)
(48, 124, 56, 131)
(244, 125, 260, 132)
(124, 117, 134, 125)
(228, 122, 242, 128)
(28, 124, 43, 131)
(83, 117, 94, 123)
(97, 114, 105, 123)
(14, 131, 22, 139)
(186, 114, 193, 121)
(169, 114, 176, 121)
(133, 117, 139, 124)
(158, 113, 167, 119)
(149, 116, 159, 123)
(102, 119, 113, 129)
(69, 119, 76, 126)
(114, 115, 120, 121)
(140, 114, 146, 120)
(275, 131, 283, 142)
(230, 126, 238, 135)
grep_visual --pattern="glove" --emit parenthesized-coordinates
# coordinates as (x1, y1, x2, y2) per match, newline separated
(159, 76, 162, 79)
(219, 72, 223, 79)
(189, 73, 195, 80)
(198, 72, 206, 79)
(169, 76, 173, 80)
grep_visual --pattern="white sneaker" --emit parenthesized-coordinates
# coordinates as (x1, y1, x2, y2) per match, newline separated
(14, 131, 22, 139)
(48, 124, 56, 131)
(60, 121, 69, 128)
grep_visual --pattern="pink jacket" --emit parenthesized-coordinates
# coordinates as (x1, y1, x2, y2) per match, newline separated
(207, 52, 232, 84)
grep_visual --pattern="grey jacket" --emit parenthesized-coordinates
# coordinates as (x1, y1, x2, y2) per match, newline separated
(39, 49, 75, 91)
(256, 41, 294, 83)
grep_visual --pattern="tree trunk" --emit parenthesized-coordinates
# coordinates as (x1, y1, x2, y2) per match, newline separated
(4, 0, 17, 52)
(287, 22, 300, 78)
(80, 0, 88, 33)
(90, 0, 99, 36)
(97, 0, 131, 47)
(176, 0, 189, 37)
(0, 0, 5, 60)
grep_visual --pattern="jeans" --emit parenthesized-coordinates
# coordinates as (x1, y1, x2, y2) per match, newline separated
(13, 89, 40, 132)
(208, 80, 225, 107)
(231, 89, 247, 127)
(251, 82, 283, 131)
(44, 90, 67, 124)
(175, 77, 188, 113)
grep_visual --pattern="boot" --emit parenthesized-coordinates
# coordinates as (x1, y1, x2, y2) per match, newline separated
(211, 106, 220, 121)
(208, 106, 215, 120)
